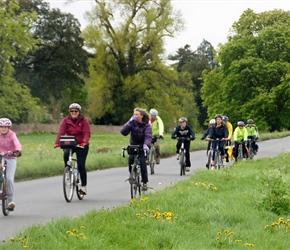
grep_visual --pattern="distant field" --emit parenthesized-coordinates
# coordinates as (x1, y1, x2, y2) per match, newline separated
(15, 130, 290, 181)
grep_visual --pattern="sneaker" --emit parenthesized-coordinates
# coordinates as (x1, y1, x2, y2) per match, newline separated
(211, 166, 215, 170)
(186, 166, 190, 172)
(8, 202, 15, 211)
(156, 156, 160, 164)
(142, 183, 148, 191)
(176, 154, 179, 160)
(79, 186, 87, 195)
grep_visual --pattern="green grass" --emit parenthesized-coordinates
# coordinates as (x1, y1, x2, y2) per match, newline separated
(2, 153, 290, 249)
(15, 130, 290, 181)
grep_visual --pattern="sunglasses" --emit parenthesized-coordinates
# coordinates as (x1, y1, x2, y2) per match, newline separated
(70, 110, 79, 113)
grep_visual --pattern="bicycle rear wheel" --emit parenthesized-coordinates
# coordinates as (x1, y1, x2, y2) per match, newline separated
(149, 150, 155, 175)
(130, 166, 141, 199)
(249, 144, 254, 159)
(63, 166, 75, 202)
(238, 145, 243, 160)
(75, 165, 84, 200)
(207, 151, 212, 169)
(1, 180, 9, 216)
(179, 151, 185, 176)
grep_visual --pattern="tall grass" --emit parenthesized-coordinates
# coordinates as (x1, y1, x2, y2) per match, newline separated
(2, 153, 290, 249)
(15, 131, 290, 181)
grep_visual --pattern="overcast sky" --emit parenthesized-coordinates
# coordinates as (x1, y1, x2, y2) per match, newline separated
(48, 0, 290, 55)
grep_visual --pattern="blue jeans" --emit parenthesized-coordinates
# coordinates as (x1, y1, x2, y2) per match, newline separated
(211, 140, 226, 161)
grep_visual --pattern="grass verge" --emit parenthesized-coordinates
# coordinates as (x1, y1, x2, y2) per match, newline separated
(2, 152, 290, 249)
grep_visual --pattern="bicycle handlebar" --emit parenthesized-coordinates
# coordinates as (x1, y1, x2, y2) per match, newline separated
(174, 137, 192, 141)
(0, 151, 19, 157)
(121, 146, 147, 157)
(207, 138, 226, 141)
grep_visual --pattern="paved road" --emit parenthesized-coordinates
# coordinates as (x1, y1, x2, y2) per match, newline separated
(1, 137, 289, 239)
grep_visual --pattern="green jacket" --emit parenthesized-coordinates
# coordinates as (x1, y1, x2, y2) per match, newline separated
(233, 127, 248, 142)
(149, 116, 164, 137)
(245, 124, 259, 137)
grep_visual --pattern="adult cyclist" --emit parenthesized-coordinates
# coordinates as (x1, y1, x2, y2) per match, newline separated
(245, 119, 259, 154)
(171, 117, 195, 172)
(207, 114, 228, 170)
(149, 109, 164, 164)
(233, 121, 248, 161)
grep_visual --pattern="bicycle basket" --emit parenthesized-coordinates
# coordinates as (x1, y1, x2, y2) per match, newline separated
(127, 145, 140, 155)
(60, 136, 76, 149)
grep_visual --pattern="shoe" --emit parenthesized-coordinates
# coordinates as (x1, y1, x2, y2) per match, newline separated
(142, 183, 148, 191)
(79, 186, 87, 195)
(8, 202, 15, 211)
(206, 163, 209, 169)
(186, 166, 190, 172)
(156, 156, 160, 164)
(176, 154, 179, 160)
(211, 166, 215, 170)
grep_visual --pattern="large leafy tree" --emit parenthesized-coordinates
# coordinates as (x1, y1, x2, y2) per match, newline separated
(0, 0, 41, 123)
(82, 0, 193, 127)
(201, 9, 290, 131)
(12, 0, 89, 118)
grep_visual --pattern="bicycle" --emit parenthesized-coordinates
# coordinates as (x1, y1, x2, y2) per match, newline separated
(175, 137, 191, 176)
(59, 136, 84, 203)
(122, 145, 146, 199)
(208, 138, 225, 170)
(234, 141, 247, 162)
(0, 151, 15, 216)
(147, 138, 157, 175)
(247, 138, 256, 159)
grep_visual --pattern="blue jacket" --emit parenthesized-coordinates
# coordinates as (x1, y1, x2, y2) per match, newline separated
(208, 124, 228, 139)
(171, 125, 195, 139)
(120, 120, 152, 147)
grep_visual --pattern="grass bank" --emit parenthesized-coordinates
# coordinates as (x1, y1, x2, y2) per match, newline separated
(15, 131, 290, 181)
(2, 153, 290, 249)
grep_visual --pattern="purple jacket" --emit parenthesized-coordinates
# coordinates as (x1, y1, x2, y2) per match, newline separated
(120, 120, 152, 147)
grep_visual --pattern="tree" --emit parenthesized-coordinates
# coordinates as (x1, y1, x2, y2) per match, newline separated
(82, 0, 188, 127)
(0, 0, 41, 123)
(201, 9, 290, 131)
(12, 0, 89, 118)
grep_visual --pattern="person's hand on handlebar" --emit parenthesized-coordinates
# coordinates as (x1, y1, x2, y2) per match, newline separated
(143, 144, 150, 154)
(54, 143, 59, 149)
(79, 142, 86, 148)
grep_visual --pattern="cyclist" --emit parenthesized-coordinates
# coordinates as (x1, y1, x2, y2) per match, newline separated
(245, 119, 259, 154)
(149, 108, 164, 164)
(171, 117, 195, 172)
(201, 119, 215, 169)
(222, 116, 233, 162)
(54, 103, 91, 195)
(233, 121, 248, 161)
(120, 107, 152, 191)
(207, 114, 228, 170)
(0, 118, 22, 211)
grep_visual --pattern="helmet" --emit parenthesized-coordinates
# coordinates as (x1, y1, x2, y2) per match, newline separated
(222, 116, 228, 121)
(69, 103, 81, 111)
(149, 109, 158, 116)
(209, 119, 216, 124)
(237, 121, 245, 126)
(247, 119, 254, 124)
(215, 114, 222, 119)
(0, 118, 12, 127)
(179, 117, 187, 123)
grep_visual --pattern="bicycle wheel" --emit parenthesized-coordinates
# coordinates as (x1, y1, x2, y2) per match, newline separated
(218, 153, 223, 169)
(249, 144, 254, 159)
(207, 150, 212, 169)
(179, 151, 185, 176)
(149, 150, 155, 175)
(75, 163, 84, 200)
(1, 180, 9, 216)
(238, 145, 243, 160)
(130, 165, 141, 199)
(63, 166, 75, 202)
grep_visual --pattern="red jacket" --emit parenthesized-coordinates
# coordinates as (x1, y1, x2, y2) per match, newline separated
(55, 115, 91, 145)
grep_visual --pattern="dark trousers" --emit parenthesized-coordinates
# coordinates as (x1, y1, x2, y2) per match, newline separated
(129, 150, 148, 183)
(247, 136, 258, 151)
(64, 145, 89, 186)
(176, 141, 191, 167)
(234, 141, 246, 158)
(211, 140, 226, 160)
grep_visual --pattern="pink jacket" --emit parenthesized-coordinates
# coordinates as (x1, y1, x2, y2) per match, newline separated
(0, 130, 22, 159)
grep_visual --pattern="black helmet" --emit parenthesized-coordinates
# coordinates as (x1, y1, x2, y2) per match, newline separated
(215, 114, 222, 119)
(247, 119, 254, 124)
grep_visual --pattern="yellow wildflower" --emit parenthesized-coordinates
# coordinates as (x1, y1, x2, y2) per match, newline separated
(80, 226, 85, 229)
(24, 246, 29, 249)
(9, 238, 15, 242)
(264, 225, 269, 229)
(227, 232, 234, 236)
(217, 232, 222, 236)
(236, 240, 242, 243)
(224, 230, 229, 233)
(202, 183, 207, 187)
(213, 187, 218, 191)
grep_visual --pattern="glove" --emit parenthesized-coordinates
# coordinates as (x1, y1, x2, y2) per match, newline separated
(201, 137, 205, 140)
(54, 143, 60, 149)
(160, 135, 164, 140)
(126, 115, 138, 126)
(171, 136, 176, 139)
(13, 150, 21, 157)
(79, 142, 86, 148)
(190, 137, 195, 141)
(256, 137, 259, 140)
(143, 144, 150, 155)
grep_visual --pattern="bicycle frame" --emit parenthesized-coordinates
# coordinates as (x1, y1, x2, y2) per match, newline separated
(247, 139, 255, 159)
(209, 139, 224, 170)
(176, 137, 190, 176)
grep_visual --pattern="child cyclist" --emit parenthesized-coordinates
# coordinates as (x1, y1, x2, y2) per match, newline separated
(171, 117, 195, 172)
(0, 118, 22, 211)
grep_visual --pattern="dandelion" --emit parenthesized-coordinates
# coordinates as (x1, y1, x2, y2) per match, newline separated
(236, 240, 242, 243)
(213, 187, 218, 191)
(24, 246, 29, 249)
(80, 226, 85, 229)
(9, 238, 15, 242)
(217, 232, 222, 236)
(72, 229, 78, 233)
(227, 232, 234, 236)
(202, 183, 207, 187)
(83, 235, 87, 240)
(264, 225, 269, 229)
(2, 240, 5, 243)
(224, 230, 229, 233)
(216, 237, 220, 241)
(245, 243, 254, 247)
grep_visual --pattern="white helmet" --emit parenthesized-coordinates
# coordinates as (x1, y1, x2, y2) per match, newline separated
(209, 119, 216, 125)
(69, 103, 81, 111)
(179, 117, 187, 123)
(150, 109, 158, 116)
(0, 118, 12, 127)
